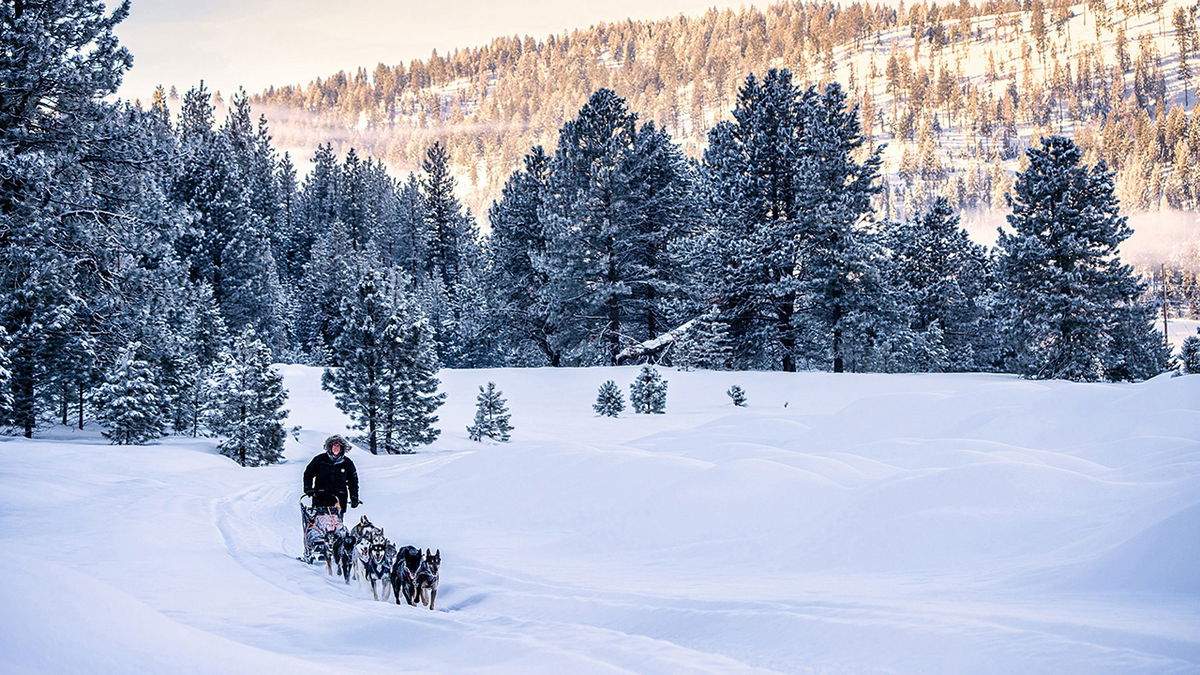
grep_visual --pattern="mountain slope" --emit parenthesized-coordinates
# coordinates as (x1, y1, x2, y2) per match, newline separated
(241, 0, 1200, 220)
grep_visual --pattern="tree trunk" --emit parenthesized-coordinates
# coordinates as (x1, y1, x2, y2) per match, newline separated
(606, 239, 621, 366)
(833, 326, 844, 373)
(239, 403, 247, 467)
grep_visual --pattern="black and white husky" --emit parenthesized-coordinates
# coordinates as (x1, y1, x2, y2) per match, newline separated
(361, 541, 392, 601)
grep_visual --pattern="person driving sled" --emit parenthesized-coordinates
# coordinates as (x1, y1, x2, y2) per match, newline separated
(303, 435, 360, 515)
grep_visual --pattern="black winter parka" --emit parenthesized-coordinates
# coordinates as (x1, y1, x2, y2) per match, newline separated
(303, 453, 359, 509)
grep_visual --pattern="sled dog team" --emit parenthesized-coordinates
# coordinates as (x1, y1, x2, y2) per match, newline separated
(326, 515, 441, 609)
(304, 435, 441, 609)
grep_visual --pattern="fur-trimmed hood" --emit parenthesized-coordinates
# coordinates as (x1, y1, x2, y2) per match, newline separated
(324, 434, 351, 462)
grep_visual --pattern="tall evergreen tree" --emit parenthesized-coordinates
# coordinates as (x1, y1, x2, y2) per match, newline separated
(323, 269, 445, 454)
(382, 295, 445, 453)
(487, 146, 561, 365)
(885, 197, 995, 371)
(323, 269, 392, 454)
(207, 328, 288, 466)
(997, 136, 1168, 381)
(542, 89, 694, 365)
(421, 142, 477, 290)
(701, 72, 887, 372)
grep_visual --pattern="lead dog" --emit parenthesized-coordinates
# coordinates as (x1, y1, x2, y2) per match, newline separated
(390, 545, 423, 606)
(413, 549, 440, 611)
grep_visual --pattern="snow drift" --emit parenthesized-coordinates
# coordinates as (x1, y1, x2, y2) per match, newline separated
(1, 366, 1197, 673)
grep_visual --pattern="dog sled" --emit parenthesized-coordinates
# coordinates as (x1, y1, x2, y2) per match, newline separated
(300, 490, 343, 564)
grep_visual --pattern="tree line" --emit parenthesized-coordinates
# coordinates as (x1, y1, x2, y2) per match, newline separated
(244, 0, 1200, 220)
(0, 0, 1171, 455)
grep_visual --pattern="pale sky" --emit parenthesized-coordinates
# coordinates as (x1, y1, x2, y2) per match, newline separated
(114, 0, 759, 102)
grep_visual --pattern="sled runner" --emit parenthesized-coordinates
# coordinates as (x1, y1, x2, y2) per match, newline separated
(300, 491, 343, 564)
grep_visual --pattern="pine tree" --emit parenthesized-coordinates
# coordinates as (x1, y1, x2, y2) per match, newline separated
(593, 380, 625, 417)
(322, 269, 392, 454)
(884, 197, 995, 371)
(421, 142, 478, 290)
(629, 365, 668, 414)
(95, 345, 165, 445)
(1181, 333, 1200, 374)
(726, 384, 747, 407)
(324, 269, 446, 454)
(541, 89, 694, 365)
(382, 302, 445, 453)
(673, 308, 733, 370)
(486, 146, 562, 366)
(207, 328, 288, 467)
(171, 283, 227, 436)
(997, 136, 1168, 381)
(467, 382, 513, 442)
(701, 72, 886, 372)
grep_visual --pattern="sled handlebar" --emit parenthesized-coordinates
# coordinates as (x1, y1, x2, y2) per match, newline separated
(300, 489, 342, 508)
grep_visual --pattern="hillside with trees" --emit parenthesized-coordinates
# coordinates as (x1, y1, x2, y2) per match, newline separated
(239, 0, 1200, 222)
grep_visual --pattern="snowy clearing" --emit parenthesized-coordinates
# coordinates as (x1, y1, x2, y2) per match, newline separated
(2, 366, 1198, 673)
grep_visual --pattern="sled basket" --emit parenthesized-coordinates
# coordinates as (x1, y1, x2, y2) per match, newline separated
(300, 493, 343, 562)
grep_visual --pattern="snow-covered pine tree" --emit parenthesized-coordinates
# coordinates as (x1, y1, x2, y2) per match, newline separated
(325, 269, 446, 454)
(593, 380, 625, 417)
(323, 269, 391, 454)
(672, 308, 732, 370)
(207, 328, 288, 467)
(295, 222, 358, 363)
(417, 142, 487, 367)
(95, 345, 165, 445)
(380, 299, 445, 454)
(384, 174, 428, 280)
(997, 136, 1169, 381)
(792, 83, 896, 373)
(172, 283, 228, 436)
(1181, 332, 1200, 374)
(629, 365, 668, 414)
(421, 142, 478, 291)
(486, 146, 563, 366)
(541, 89, 694, 365)
(727, 384, 747, 406)
(701, 72, 888, 372)
(884, 197, 995, 372)
(0, 0, 143, 438)
(467, 382, 513, 442)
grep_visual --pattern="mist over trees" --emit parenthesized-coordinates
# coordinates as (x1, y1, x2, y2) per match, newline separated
(246, 0, 1200, 222)
(0, 0, 1182, 449)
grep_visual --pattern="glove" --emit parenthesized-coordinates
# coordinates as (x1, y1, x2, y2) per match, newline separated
(350, 498, 361, 509)
(304, 488, 315, 497)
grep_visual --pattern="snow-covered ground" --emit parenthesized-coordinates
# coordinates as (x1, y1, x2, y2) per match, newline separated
(2, 366, 1198, 673)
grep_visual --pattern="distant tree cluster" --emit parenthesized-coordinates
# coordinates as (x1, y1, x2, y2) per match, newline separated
(246, 0, 1200, 220)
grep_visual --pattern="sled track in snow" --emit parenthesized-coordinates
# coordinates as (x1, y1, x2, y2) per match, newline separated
(205, 460, 1200, 674)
